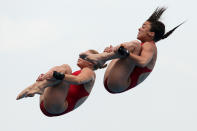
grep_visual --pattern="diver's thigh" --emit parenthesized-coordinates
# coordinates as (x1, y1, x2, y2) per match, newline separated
(40, 82, 69, 114)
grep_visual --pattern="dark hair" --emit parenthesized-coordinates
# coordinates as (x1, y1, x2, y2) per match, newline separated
(147, 7, 184, 42)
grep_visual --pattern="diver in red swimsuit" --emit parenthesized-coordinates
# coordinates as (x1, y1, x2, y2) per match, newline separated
(16, 49, 106, 117)
(83, 7, 184, 93)
(40, 70, 90, 117)
(103, 42, 155, 93)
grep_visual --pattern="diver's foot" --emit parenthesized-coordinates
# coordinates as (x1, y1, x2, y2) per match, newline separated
(16, 79, 62, 100)
(16, 82, 46, 100)
(84, 53, 107, 68)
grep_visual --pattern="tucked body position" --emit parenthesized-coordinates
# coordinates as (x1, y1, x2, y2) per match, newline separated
(17, 49, 106, 117)
(83, 7, 184, 93)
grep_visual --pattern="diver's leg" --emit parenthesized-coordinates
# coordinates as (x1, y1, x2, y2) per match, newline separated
(84, 41, 140, 67)
(39, 64, 72, 115)
(103, 42, 141, 93)
(16, 64, 72, 100)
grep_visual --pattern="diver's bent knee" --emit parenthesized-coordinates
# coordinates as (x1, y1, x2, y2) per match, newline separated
(132, 41, 141, 49)
(61, 64, 70, 68)
(131, 42, 141, 55)
(61, 64, 72, 74)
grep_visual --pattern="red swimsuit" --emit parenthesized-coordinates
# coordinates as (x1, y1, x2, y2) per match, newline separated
(104, 43, 154, 93)
(40, 70, 90, 117)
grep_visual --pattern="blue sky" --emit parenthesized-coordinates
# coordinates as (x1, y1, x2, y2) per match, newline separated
(0, 0, 197, 131)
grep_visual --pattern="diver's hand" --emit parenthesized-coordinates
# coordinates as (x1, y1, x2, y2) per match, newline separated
(36, 65, 67, 81)
(36, 74, 45, 81)
(103, 45, 113, 53)
(36, 72, 53, 81)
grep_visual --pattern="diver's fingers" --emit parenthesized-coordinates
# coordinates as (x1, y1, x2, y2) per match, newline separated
(104, 45, 113, 53)
(36, 74, 45, 81)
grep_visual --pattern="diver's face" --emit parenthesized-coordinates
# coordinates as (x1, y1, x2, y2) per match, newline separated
(137, 21, 153, 42)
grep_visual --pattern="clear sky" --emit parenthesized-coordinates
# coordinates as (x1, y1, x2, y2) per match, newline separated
(0, 0, 197, 131)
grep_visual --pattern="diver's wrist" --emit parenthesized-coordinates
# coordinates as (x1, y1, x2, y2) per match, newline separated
(53, 71, 65, 80)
